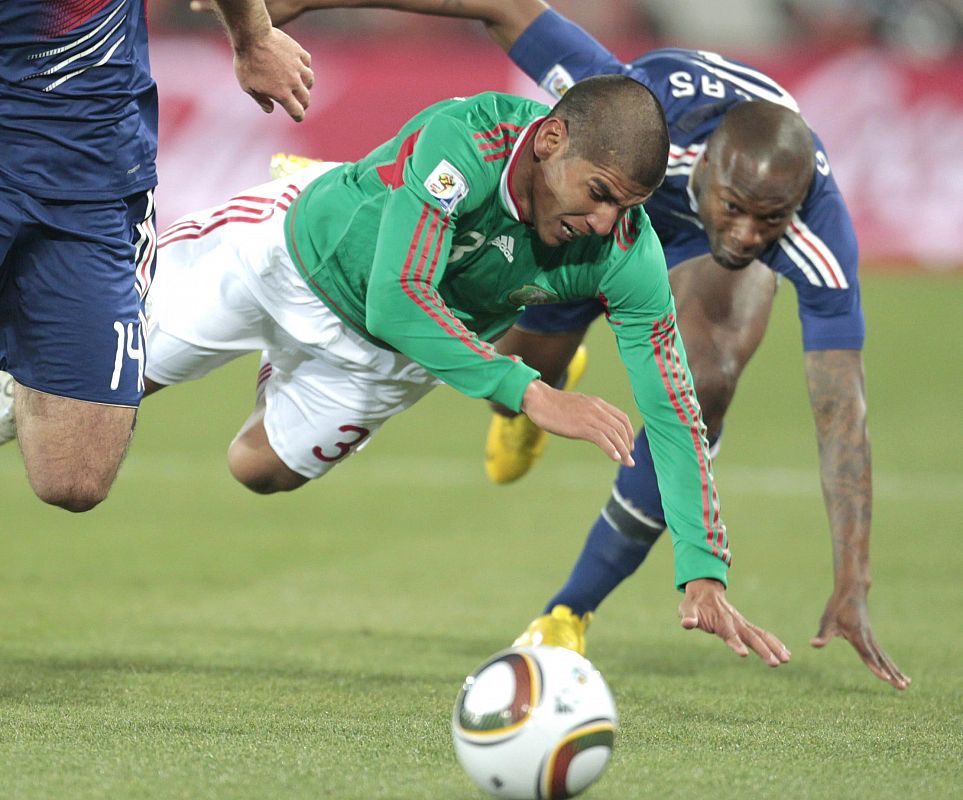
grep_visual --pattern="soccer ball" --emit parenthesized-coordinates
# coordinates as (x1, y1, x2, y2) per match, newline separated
(452, 645, 618, 800)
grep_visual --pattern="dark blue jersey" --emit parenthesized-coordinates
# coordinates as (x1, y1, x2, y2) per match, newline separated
(510, 10, 864, 351)
(0, 0, 158, 201)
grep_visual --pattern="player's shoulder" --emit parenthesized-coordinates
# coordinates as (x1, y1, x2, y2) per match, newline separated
(631, 48, 799, 117)
(419, 92, 549, 139)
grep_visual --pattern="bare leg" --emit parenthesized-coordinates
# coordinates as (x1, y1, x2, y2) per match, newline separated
(670, 255, 778, 433)
(15, 382, 136, 512)
(227, 402, 308, 494)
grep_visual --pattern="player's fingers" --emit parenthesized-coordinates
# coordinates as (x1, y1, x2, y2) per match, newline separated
(880, 658, 910, 690)
(605, 434, 633, 466)
(276, 93, 306, 122)
(809, 622, 835, 648)
(247, 90, 275, 115)
(876, 646, 910, 688)
(748, 623, 791, 663)
(678, 604, 699, 630)
(723, 631, 750, 658)
(738, 624, 783, 666)
(848, 634, 900, 687)
(864, 644, 910, 690)
(594, 404, 634, 466)
(300, 50, 313, 69)
(293, 83, 311, 111)
(301, 63, 315, 90)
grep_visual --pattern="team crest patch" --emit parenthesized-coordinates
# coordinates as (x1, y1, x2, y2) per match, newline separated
(508, 285, 560, 306)
(424, 160, 468, 212)
(540, 64, 575, 100)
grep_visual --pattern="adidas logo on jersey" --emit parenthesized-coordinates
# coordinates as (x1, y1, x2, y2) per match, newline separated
(489, 234, 515, 263)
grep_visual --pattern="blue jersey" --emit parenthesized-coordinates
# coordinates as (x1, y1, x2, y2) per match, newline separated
(0, 0, 158, 201)
(510, 10, 864, 351)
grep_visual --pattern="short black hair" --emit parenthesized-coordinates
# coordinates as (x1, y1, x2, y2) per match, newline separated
(550, 75, 669, 190)
(710, 100, 815, 189)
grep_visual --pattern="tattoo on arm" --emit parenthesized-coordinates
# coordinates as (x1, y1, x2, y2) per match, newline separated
(805, 349, 872, 590)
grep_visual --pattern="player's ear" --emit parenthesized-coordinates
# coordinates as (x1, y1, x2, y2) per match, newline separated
(533, 117, 568, 160)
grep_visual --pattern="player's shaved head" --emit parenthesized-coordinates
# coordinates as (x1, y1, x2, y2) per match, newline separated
(708, 100, 815, 196)
(550, 75, 669, 191)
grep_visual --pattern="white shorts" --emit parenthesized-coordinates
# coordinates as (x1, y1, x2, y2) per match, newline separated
(146, 166, 441, 479)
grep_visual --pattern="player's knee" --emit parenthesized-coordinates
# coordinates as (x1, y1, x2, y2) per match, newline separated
(32, 475, 110, 513)
(692, 364, 739, 428)
(227, 442, 308, 495)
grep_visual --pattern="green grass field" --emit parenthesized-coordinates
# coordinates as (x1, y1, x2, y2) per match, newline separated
(1, 273, 960, 799)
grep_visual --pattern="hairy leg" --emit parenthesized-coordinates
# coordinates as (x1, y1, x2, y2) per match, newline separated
(15, 382, 136, 512)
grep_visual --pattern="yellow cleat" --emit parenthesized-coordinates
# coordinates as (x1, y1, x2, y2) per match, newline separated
(484, 344, 588, 484)
(513, 604, 593, 656)
(269, 152, 322, 180)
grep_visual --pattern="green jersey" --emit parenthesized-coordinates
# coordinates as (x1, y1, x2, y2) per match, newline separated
(285, 92, 730, 589)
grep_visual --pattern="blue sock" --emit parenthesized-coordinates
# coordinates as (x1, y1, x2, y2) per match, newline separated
(545, 425, 721, 616)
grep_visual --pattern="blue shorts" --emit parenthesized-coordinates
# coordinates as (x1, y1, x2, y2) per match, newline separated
(0, 184, 156, 406)
(515, 298, 605, 334)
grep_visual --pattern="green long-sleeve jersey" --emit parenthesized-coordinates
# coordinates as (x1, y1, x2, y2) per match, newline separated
(285, 92, 730, 589)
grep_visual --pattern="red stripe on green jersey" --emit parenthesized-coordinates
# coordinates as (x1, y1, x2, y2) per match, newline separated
(377, 128, 422, 189)
(650, 314, 728, 563)
(400, 203, 495, 360)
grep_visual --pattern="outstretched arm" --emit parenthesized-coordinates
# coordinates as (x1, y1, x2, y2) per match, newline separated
(208, 0, 315, 120)
(804, 348, 909, 689)
(194, 0, 547, 49)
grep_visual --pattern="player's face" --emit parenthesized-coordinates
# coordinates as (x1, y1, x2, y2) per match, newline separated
(696, 150, 809, 270)
(530, 154, 652, 247)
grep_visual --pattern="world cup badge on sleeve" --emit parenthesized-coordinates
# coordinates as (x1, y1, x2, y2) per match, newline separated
(425, 160, 469, 212)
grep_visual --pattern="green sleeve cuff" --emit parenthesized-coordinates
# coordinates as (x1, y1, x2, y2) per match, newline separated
(673, 540, 730, 592)
(489, 361, 540, 412)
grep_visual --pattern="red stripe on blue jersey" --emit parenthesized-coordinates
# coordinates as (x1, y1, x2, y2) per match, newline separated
(788, 221, 842, 288)
(40, 0, 114, 37)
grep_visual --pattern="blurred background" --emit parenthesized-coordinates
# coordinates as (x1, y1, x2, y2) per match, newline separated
(146, 0, 962, 268)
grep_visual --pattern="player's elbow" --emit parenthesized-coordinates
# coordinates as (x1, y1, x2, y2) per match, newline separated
(365, 299, 404, 345)
(365, 309, 391, 342)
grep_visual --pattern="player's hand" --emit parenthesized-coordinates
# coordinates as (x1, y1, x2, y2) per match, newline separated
(520, 380, 635, 467)
(811, 591, 910, 690)
(191, 1, 311, 28)
(233, 26, 314, 121)
(679, 578, 791, 667)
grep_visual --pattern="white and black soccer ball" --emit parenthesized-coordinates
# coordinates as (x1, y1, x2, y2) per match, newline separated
(452, 645, 617, 800)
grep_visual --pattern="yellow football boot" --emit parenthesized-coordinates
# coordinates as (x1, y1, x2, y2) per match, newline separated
(484, 344, 588, 484)
(513, 605, 593, 656)
(269, 152, 322, 180)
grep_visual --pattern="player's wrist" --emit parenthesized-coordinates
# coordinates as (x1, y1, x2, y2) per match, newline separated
(216, 1, 274, 52)
(519, 378, 551, 414)
(834, 558, 871, 592)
